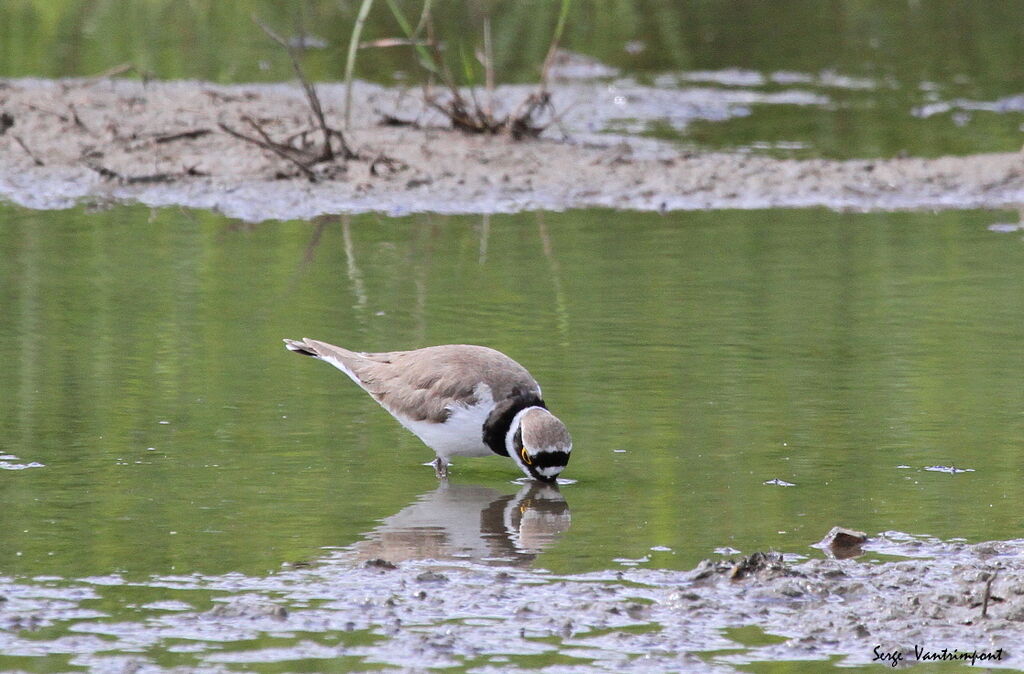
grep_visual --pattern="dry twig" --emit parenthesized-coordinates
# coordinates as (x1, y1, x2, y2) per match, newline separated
(369, 153, 408, 177)
(217, 16, 360, 182)
(84, 160, 207, 184)
(982, 573, 997, 618)
(92, 62, 135, 79)
(26, 104, 69, 123)
(154, 129, 212, 144)
(13, 135, 44, 166)
(67, 104, 91, 133)
(252, 16, 355, 160)
(217, 118, 318, 182)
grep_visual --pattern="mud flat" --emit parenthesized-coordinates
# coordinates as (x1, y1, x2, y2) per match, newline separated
(1, 77, 1023, 221)
(0, 533, 1020, 671)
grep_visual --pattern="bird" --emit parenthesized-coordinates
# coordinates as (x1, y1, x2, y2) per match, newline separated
(283, 338, 572, 482)
(351, 481, 571, 566)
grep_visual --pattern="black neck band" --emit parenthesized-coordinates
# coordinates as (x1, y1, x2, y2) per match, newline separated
(481, 394, 546, 456)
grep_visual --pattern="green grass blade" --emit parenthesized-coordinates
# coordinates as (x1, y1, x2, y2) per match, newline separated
(343, 0, 375, 129)
(540, 0, 573, 87)
(385, 0, 440, 76)
(458, 41, 478, 85)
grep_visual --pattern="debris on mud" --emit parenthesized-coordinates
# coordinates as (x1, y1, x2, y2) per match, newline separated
(1, 532, 1023, 670)
(2, 77, 1024, 220)
(206, 598, 289, 621)
(690, 551, 792, 582)
(84, 161, 208, 185)
(815, 526, 869, 560)
(217, 18, 358, 183)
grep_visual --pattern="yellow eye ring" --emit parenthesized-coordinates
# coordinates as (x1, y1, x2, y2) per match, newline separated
(520, 446, 533, 465)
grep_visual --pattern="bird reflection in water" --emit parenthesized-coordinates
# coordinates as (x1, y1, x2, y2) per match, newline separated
(351, 481, 571, 567)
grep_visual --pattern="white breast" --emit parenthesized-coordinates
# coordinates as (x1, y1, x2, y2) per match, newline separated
(394, 384, 496, 459)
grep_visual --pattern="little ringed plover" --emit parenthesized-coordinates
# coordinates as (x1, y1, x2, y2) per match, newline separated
(283, 339, 572, 482)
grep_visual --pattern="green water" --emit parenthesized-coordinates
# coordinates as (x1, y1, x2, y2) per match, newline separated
(5, 0, 1024, 90)
(3, 203, 1024, 581)
(3, 0, 1024, 158)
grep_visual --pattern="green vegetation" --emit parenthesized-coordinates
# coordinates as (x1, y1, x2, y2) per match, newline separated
(376, 0, 570, 136)
(3, 0, 1024, 94)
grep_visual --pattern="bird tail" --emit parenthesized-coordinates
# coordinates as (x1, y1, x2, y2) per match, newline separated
(283, 338, 366, 388)
(283, 338, 319, 357)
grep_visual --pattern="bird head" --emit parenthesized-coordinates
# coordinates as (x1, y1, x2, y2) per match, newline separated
(506, 407, 572, 482)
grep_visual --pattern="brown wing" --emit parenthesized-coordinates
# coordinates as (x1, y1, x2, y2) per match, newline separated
(286, 340, 540, 423)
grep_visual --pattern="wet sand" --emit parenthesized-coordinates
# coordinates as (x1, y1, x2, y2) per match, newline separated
(2, 77, 1023, 220)
(0, 533, 1020, 670)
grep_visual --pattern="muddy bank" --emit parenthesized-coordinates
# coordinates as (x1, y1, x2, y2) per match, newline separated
(0, 533, 1021, 671)
(1, 77, 1023, 221)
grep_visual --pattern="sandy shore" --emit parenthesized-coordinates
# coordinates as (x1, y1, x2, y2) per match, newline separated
(1, 77, 1023, 220)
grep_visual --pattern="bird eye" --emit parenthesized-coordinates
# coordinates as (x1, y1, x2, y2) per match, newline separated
(513, 426, 529, 465)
